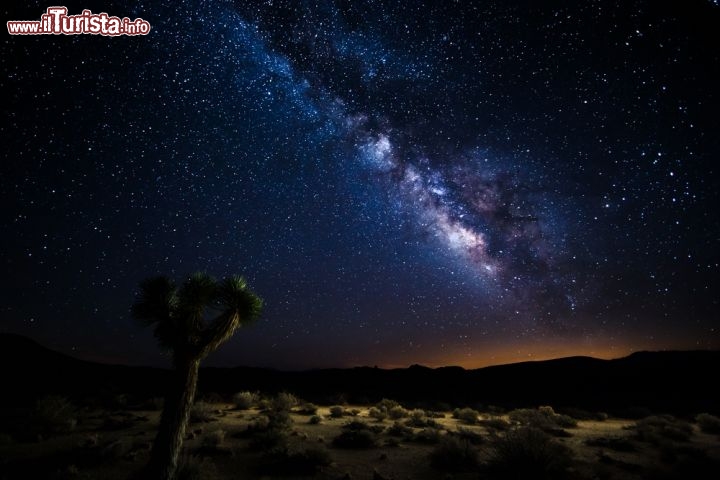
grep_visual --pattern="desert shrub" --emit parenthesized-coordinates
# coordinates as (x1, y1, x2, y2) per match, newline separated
(348, 408, 361, 416)
(427, 411, 446, 419)
(585, 436, 636, 452)
(34, 395, 77, 433)
(480, 417, 511, 432)
(409, 408, 426, 419)
(376, 398, 401, 411)
(485, 427, 575, 480)
(557, 407, 608, 421)
(696, 413, 720, 434)
(189, 402, 215, 423)
(388, 405, 409, 420)
(342, 420, 371, 431)
(386, 422, 413, 437)
(370, 425, 385, 434)
(454, 426, 484, 445)
(554, 414, 579, 428)
(266, 407, 292, 431)
(296, 402, 318, 415)
(249, 428, 289, 450)
(634, 416, 693, 444)
(429, 435, 479, 472)
(329, 406, 345, 418)
(259, 394, 294, 430)
(508, 407, 577, 430)
(508, 408, 547, 426)
(247, 415, 270, 432)
(258, 446, 332, 475)
(238, 411, 289, 449)
(233, 391, 258, 410)
(332, 429, 377, 448)
(538, 405, 555, 415)
(454, 407, 480, 425)
(309, 415, 322, 425)
(405, 409, 438, 428)
(272, 393, 298, 411)
(341, 420, 383, 434)
(412, 427, 442, 444)
(368, 407, 388, 422)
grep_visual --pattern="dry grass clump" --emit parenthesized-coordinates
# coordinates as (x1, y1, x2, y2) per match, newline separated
(329, 406, 345, 418)
(484, 427, 575, 480)
(368, 406, 388, 421)
(429, 435, 479, 472)
(404, 409, 439, 428)
(333, 423, 379, 448)
(632, 415, 694, 444)
(190, 402, 215, 423)
(507, 406, 577, 433)
(232, 391, 258, 410)
(453, 407, 480, 425)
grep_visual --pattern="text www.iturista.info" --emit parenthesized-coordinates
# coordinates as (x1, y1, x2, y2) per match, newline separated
(7, 7, 151, 36)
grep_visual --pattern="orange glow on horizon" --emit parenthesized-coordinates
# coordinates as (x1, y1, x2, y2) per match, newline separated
(370, 335, 703, 370)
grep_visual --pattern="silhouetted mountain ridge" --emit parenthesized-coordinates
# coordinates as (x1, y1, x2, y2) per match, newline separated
(1, 333, 718, 414)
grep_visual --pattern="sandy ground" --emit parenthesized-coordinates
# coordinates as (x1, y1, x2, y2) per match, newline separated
(2, 404, 719, 480)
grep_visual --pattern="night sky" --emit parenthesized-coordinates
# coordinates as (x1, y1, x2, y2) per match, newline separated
(2, 0, 719, 370)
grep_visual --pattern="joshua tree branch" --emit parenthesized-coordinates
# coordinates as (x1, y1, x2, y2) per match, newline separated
(195, 310, 241, 359)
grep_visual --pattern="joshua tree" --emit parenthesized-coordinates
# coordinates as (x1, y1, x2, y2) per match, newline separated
(132, 272, 262, 480)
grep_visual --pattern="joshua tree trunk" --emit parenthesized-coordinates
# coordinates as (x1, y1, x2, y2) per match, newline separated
(147, 313, 241, 480)
(133, 273, 261, 480)
(148, 356, 200, 480)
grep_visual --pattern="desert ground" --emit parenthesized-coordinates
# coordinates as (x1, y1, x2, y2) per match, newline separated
(1, 393, 719, 480)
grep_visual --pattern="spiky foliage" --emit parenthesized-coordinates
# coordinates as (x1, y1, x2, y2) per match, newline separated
(133, 272, 262, 480)
(133, 273, 262, 362)
(132, 276, 179, 351)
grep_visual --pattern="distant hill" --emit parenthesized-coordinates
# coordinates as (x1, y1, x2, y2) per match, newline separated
(1, 333, 718, 414)
(0, 333, 167, 406)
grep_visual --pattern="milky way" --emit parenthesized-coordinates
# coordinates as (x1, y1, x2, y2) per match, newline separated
(1, 0, 718, 368)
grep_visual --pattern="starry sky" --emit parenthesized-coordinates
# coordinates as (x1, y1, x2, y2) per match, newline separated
(2, 0, 719, 370)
